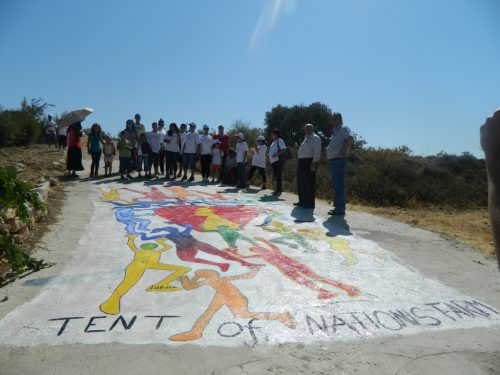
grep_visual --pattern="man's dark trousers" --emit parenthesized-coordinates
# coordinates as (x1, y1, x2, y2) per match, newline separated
(297, 157, 316, 208)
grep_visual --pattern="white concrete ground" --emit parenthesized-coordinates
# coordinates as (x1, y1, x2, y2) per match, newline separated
(1, 170, 499, 375)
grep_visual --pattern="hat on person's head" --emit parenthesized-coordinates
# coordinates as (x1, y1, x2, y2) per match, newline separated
(235, 132, 244, 139)
(189, 122, 196, 129)
(203, 124, 209, 130)
(256, 135, 265, 141)
(213, 139, 221, 144)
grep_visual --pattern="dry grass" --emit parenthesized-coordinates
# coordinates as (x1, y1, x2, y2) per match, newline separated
(351, 205, 494, 256)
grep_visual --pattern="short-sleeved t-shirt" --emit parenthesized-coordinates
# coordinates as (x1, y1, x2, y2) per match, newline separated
(183, 132, 201, 153)
(199, 134, 213, 155)
(235, 141, 248, 163)
(268, 138, 286, 164)
(251, 144, 267, 168)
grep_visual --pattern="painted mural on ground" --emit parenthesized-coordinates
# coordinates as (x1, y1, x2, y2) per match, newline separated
(0, 183, 499, 347)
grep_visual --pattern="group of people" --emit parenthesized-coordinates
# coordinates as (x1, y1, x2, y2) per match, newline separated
(43, 114, 69, 151)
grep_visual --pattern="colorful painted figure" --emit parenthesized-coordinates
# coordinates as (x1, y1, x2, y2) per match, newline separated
(100, 234, 190, 315)
(260, 220, 316, 253)
(161, 225, 255, 272)
(244, 238, 361, 299)
(297, 228, 384, 265)
(122, 186, 171, 201)
(170, 266, 296, 341)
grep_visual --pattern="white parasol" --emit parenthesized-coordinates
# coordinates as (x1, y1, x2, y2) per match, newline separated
(59, 108, 94, 127)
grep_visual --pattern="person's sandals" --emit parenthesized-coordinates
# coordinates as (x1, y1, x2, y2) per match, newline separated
(328, 209, 345, 216)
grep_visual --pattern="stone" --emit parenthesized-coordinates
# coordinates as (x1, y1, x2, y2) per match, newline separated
(33, 181, 50, 203)
(34, 208, 48, 222)
(15, 162, 25, 172)
(8, 217, 27, 233)
(0, 207, 16, 221)
(52, 161, 62, 169)
(49, 177, 59, 187)
(13, 227, 30, 244)
(0, 224, 9, 235)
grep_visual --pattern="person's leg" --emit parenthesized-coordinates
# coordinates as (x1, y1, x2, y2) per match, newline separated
(297, 159, 306, 203)
(218, 155, 227, 182)
(95, 152, 102, 176)
(302, 158, 315, 208)
(330, 158, 347, 213)
(159, 149, 165, 175)
(272, 161, 283, 194)
(177, 154, 183, 177)
(119, 157, 125, 178)
(247, 165, 256, 186)
(258, 167, 267, 187)
(189, 154, 196, 180)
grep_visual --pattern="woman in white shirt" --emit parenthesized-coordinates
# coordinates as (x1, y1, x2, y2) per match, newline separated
(165, 122, 180, 179)
(247, 135, 267, 189)
(268, 129, 287, 196)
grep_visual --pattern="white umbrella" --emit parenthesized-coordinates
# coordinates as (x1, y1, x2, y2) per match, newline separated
(59, 108, 94, 127)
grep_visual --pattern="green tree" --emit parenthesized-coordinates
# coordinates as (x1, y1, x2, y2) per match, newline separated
(227, 119, 263, 149)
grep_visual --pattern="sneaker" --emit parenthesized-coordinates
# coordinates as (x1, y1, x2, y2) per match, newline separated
(293, 202, 303, 206)
(188, 176, 194, 182)
(261, 185, 266, 190)
(327, 209, 345, 216)
(181, 175, 187, 181)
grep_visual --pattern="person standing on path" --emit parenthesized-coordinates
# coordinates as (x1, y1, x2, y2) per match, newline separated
(147, 122, 163, 177)
(247, 135, 267, 189)
(181, 123, 201, 182)
(117, 131, 133, 180)
(66, 122, 84, 177)
(158, 119, 167, 175)
(57, 122, 68, 151)
(213, 125, 229, 182)
(235, 133, 248, 189)
(295, 124, 322, 209)
(87, 123, 104, 178)
(124, 119, 138, 172)
(480, 108, 500, 270)
(199, 124, 213, 182)
(165, 122, 180, 179)
(269, 129, 287, 196)
(177, 123, 187, 178)
(326, 112, 353, 216)
(45, 114, 57, 148)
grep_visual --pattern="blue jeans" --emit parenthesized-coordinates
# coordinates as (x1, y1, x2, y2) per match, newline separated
(329, 158, 347, 212)
(137, 154, 149, 173)
(236, 162, 246, 188)
(90, 151, 102, 175)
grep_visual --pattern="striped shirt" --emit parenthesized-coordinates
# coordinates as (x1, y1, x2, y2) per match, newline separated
(326, 125, 351, 159)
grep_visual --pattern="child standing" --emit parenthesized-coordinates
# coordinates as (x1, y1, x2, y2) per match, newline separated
(117, 131, 133, 180)
(234, 133, 248, 189)
(102, 136, 116, 176)
(211, 140, 224, 182)
(247, 135, 267, 189)
(136, 132, 152, 178)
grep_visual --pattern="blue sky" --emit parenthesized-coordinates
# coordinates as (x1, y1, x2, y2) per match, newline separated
(1, 0, 499, 156)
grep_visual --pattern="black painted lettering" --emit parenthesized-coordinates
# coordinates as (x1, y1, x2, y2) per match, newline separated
(144, 315, 181, 330)
(363, 312, 380, 329)
(373, 311, 404, 331)
(49, 317, 85, 336)
(109, 315, 137, 331)
(306, 314, 328, 335)
(425, 302, 456, 321)
(217, 322, 244, 338)
(331, 314, 349, 333)
(409, 307, 441, 326)
(449, 301, 482, 318)
(389, 310, 420, 326)
(442, 303, 472, 319)
(464, 300, 500, 316)
(349, 312, 368, 331)
(84, 316, 107, 333)
(245, 319, 260, 348)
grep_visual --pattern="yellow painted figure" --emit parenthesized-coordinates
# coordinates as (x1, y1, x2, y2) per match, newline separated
(170, 266, 296, 341)
(100, 234, 191, 315)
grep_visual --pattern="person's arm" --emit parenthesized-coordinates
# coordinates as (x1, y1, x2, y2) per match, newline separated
(178, 276, 205, 290)
(311, 136, 321, 171)
(227, 264, 263, 281)
(481, 109, 500, 270)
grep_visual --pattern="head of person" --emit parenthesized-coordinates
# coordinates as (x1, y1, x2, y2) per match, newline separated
(126, 119, 134, 130)
(104, 135, 111, 143)
(256, 135, 265, 144)
(134, 113, 141, 124)
(189, 123, 196, 133)
(158, 119, 164, 129)
(235, 132, 244, 142)
(271, 129, 280, 140)
(180, 123, 187, 132)
(304, 123, 314, 137)
(169, 122, 179, 133)
(139, 132, 147, 141)
(218, 125, 224, 135)
(121, 130, 128, 139)
(213, 140, 221, 148)
(331, 112, 343, 128)
(203, 124, 209, 134)
(152, 122, 158, 132)
(91, 123, 101, 134)
(48, 115, 53, 120)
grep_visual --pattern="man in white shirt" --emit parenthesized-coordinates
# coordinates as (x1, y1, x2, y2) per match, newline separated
(296, 124, 322, 209)
(199, 124, 213, 182)
(177, 123, 187, 178)
(181, 123, 201, 182)
(134, 113, 146, 138)
(326, 112, 353, 215)
(235, 133, 248, 189)
(147, 122, 163, 177)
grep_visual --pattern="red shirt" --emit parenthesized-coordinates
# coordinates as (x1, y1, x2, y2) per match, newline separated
(67, 127, 81, 148)
(214, 134, 229, 155)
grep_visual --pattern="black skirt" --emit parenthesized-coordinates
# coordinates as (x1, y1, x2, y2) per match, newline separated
(67, 147, 84, 171)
